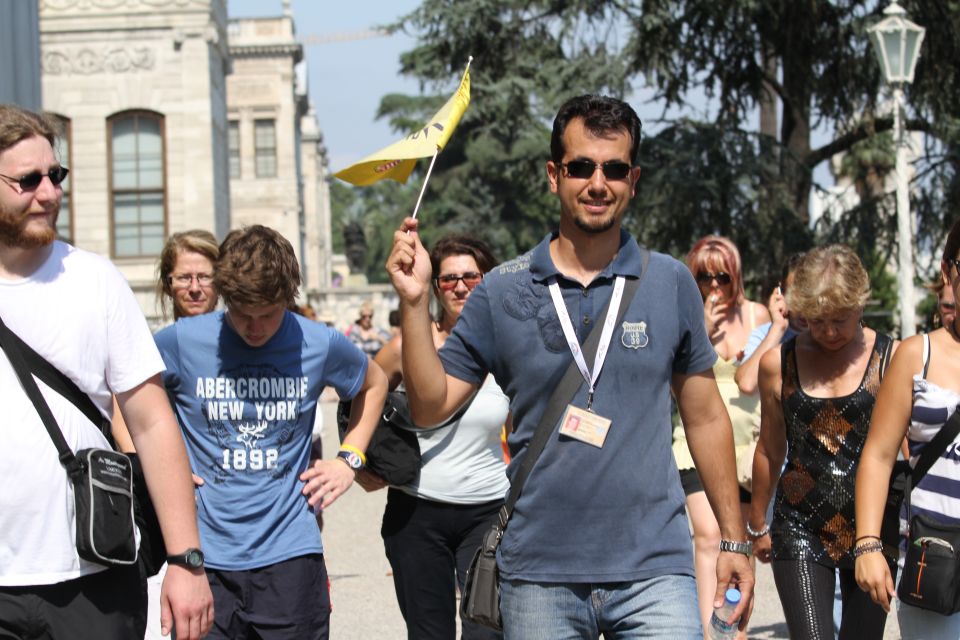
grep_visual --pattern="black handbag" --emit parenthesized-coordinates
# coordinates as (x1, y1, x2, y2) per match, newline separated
(897, 408, 960, 615)
(337, 389, 475, 486)
(460, 250, 649, 631)
(0, 316, 138, 567)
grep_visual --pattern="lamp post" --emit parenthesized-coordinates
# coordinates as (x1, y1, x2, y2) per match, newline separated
(868, 1, 925, 338)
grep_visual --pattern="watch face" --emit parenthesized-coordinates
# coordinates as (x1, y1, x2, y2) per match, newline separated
(339, 450, 363, 469)
(185, 549, 204, 567)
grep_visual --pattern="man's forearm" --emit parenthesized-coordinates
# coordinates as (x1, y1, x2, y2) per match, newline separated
(686, 421, 745, 539)
(399, 299, 450, 425)
(132, 421, 202, 552)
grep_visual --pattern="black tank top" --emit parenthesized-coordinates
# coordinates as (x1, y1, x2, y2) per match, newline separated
(771, 333, 892, 568)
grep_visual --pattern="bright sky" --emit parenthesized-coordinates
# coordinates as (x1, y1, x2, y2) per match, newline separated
(228, 0, 423, 171)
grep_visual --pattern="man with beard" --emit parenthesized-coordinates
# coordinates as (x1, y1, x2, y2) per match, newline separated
(0, 104, 213, 639)
(386, 95, 754, 638)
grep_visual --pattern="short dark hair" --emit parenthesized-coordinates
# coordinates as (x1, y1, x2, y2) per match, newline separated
(781, 252, 806, 284)
(550, 95, 642, 164)
(429, 234, 498, 277)
(0, 104, 57, 155)
(215, 225, 301, 308)
(944, 217, 960, 264)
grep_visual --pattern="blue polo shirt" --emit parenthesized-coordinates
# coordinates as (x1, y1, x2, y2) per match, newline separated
(439, 230, 717, 582)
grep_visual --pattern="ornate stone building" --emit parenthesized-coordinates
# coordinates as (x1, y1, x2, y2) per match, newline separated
(36, 0, 334, 324)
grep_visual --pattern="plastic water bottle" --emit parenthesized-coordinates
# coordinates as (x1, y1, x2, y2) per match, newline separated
(708, 588, 742, 640)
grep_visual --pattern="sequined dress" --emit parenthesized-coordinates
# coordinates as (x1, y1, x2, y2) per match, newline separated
(770, 333, 892, 569)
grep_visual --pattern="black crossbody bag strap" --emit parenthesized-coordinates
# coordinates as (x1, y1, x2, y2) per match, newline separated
(497, 248, 650, 530)
(0, 315, 86, 480)
(904, 407, 960, 519)
(0, 316, 111, 437)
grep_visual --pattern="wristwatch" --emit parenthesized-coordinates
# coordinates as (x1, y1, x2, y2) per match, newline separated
(718, 539, 753, 557)
(167, 548, 204, 569)
(337, 449, 364, 471)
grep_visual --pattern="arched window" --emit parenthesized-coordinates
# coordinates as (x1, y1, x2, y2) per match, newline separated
(108, 110, 166, 258)
(49, 114, 73, 244)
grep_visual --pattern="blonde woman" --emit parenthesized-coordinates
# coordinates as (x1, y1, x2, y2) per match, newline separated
(672, 235, 770, 635)
(750, 245, 895, 639)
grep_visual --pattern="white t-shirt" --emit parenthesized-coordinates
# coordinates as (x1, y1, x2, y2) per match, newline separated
(0, 241, 164, 586)
(401, 375, 510, 504)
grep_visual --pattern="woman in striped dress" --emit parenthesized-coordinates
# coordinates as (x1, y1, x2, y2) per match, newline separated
(856, 217, 960, 639)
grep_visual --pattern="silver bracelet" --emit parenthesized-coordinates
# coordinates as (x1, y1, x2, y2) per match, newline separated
(853, 540, 884, 558)
(718, 539, 753, 557)
(746, 522, 770, 538)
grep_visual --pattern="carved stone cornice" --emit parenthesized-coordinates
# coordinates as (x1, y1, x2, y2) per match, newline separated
(41, 0, 208, 11)
(42, 46, 155, 75)
(229, 43, 302, 63)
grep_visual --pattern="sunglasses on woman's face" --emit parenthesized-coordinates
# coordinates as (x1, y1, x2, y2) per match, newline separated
(0, 166, 69, 192)
(696, 271, 732, 286)
(435, 272, 483, 291)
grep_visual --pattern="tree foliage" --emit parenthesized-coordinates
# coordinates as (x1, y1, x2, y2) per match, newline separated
(330, 0, 960, 310)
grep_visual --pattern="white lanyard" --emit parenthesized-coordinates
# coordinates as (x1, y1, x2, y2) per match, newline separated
(547, 276, 624, 410)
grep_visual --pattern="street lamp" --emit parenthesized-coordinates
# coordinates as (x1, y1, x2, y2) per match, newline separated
(868, 1, 925, 338)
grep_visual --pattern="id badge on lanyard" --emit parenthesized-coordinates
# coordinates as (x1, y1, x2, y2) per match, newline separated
(548, 276, 623, 448)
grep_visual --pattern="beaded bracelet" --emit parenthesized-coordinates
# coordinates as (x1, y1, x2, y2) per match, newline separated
(852, 540, 884, 558)
(746, 522, 770, 538)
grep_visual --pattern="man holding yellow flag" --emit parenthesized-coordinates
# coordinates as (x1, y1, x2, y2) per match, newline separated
(386, 95, 754, 639)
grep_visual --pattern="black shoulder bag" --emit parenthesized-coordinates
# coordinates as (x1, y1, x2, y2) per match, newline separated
(460, 250, 649, 631)
(336, 387, 476, 486)
(897, 406, 960, 615)
(0, 315, 138, 568)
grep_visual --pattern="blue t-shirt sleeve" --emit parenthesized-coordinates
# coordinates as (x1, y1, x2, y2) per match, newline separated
(322, 327, 369, 400)
(153, 324, 182, 391)
(741, 324, 770, 362)
(438, 279, 494, 384)
(672, 264, 717, 374)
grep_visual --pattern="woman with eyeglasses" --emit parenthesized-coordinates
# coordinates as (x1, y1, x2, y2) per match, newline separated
(156, 230, 220, 321)
(360, 234, 508, 640)
(109, 230, 221, 632)
(672, 235, 770, 637)
(750, 245, 896, 639)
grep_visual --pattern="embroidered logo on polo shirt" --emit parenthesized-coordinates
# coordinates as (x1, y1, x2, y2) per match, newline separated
(621, 321, 649, 349)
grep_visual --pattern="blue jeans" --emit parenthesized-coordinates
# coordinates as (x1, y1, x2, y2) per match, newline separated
(499, 574, 701, 639)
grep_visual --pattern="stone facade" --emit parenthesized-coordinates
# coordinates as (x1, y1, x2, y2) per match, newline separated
(36, 0, 338, 326)
(39, 0, 232, 319)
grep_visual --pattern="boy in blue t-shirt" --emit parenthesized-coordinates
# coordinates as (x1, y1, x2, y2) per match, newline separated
(154, 225, 387, 640)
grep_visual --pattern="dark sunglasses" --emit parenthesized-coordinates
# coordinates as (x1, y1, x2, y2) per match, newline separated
(560, 160, 632, 181)
(696, 271, 732, 286)
(0, 166, 69, 191)
(947, 258, 960, 273)
(435, 272, 483, 291)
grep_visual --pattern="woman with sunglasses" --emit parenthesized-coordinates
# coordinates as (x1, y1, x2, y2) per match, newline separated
(347, 301, 390, 357)
(855, 219, 960, 639)
(671, 235, 770, 636)
(750, 245, 895, 639)
(360, 234, 508, 640)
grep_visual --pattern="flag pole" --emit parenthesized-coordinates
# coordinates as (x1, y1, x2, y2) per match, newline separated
(410, 56, 472, 221)
(410, 148, 440, 221)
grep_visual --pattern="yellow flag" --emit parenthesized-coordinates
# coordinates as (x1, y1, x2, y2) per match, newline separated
(334, 61, 471, 186)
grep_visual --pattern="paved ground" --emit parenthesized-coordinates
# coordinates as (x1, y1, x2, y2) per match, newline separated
(147, 399, 902, 639)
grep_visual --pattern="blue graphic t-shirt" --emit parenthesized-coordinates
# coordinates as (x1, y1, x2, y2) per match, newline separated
(154, 310, 368, 570)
